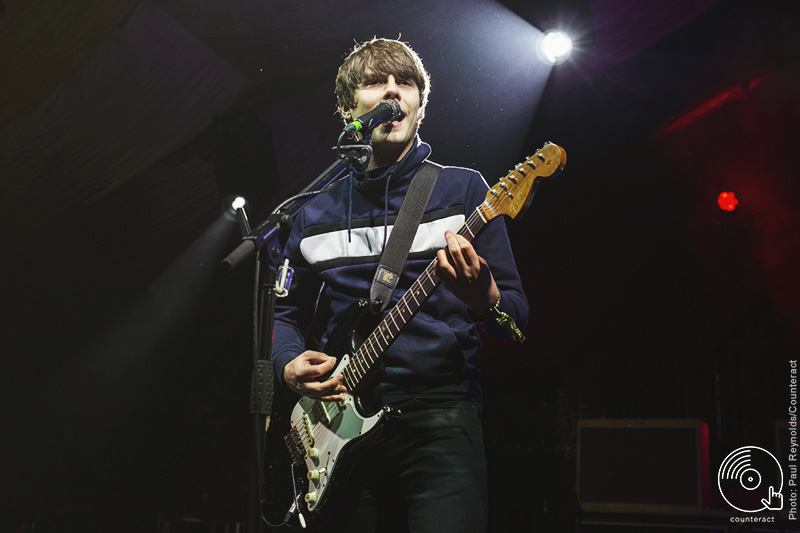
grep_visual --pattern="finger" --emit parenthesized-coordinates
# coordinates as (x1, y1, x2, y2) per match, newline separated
(456, 235, 480, 267)
(448, 235, 480, 277)
(445, 231, 467, 267)
(296, 356, 337, 379)
(300, 374, 344, 396)
(301, 351, 334, 364)
(320, 394, 347, 402)
(318, 356, 339, 373)
(435, 249, 457, 278)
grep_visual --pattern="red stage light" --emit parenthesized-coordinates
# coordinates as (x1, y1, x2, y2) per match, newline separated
(717, 191, 739, 211)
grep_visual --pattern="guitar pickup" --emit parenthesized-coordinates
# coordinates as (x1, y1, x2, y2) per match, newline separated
(321, 400, 347, 425)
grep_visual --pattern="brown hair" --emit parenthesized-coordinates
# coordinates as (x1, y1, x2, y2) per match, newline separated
(335, 38, 430, 121)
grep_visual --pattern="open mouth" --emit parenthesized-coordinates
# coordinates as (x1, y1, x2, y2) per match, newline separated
(389, 112, 405, 126)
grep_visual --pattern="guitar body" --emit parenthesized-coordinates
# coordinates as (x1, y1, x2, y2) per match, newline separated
(285, 302, 399, 515)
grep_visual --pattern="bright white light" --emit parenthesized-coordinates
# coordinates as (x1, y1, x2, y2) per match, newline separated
(231, 196, 246, 210)
(540, 30, 572, 64)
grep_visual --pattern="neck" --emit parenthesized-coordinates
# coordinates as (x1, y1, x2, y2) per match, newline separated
(368, 139, 414, 170)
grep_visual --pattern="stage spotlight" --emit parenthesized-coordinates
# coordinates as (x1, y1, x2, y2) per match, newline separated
(540, 30, 572, 64)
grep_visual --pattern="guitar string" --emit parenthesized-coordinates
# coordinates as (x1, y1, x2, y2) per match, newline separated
(325, 150, 548, 387)
(338, 159, 541, 385)
(346, 157, 536, 385)
(343, 206, 489, 388)
(346, 207, 485, 380)
(289, 151, 553, 457)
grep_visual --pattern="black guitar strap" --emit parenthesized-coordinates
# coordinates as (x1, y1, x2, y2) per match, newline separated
(369, 161, 442, 314)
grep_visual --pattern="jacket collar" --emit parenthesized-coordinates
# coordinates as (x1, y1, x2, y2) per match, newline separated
(353, 135, 432, 192)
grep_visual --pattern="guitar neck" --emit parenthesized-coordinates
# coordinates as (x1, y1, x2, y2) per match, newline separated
(338, 142, 561, 392)
(340, 206, 490, 392)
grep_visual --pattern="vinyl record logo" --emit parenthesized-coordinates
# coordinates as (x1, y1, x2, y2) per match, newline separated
(718, 446, 783, 512)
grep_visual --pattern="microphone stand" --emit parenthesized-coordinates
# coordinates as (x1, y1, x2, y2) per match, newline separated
(221, 141, 371, 532)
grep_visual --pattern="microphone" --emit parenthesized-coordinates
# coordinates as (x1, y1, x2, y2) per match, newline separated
(343, 99, 401, 135)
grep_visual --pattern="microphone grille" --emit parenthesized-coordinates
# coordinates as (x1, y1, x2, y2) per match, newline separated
(381, 99, 401, 119)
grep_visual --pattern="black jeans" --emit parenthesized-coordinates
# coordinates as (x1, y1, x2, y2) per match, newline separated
(313, 398, 488, 533)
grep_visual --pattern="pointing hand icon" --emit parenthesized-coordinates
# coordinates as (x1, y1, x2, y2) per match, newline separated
(761, 486, 783, 510)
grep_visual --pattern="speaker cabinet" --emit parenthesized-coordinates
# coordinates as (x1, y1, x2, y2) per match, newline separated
(577, 419, 710, 515)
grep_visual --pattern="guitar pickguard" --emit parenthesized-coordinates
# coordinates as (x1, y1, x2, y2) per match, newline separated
(287, 352, 399, 514)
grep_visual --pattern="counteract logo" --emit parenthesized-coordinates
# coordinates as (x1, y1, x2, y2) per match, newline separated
(718, 446, 783, 513)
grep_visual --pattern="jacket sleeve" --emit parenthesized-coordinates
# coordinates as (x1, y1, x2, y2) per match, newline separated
(463, 170, 530, 340)
(272, 209, 323, 389)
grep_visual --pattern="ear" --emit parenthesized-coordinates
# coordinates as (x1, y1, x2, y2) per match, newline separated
(340, 105, 353, 122)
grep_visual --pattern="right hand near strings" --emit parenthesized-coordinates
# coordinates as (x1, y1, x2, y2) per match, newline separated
(283, 350, 347, 402)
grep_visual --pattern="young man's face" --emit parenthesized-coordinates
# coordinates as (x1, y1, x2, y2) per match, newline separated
(343, 68, 423, 162)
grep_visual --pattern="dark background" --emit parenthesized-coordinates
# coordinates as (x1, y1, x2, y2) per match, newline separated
(1, 0, 798, 531)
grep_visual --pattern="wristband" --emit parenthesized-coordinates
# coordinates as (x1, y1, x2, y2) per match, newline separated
(486, 292, 526, 344)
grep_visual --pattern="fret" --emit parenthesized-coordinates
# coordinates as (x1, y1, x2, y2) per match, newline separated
(388, 311, 399, 332)
(400, 303, 409, 321)
(424, 268, 436, 287)
(394, 306, 407, 326)
(466, 213, 484, 237)
(372, 332, 385, 352)
(476, 206, 487, 224)
(464, 223, 475, 239)
(373, 335, 383, 356)
(378, 326, 389, 345)
(408, 288, 420, 306)
(366, 337, 379, 361)
(384, 322, 395, 341)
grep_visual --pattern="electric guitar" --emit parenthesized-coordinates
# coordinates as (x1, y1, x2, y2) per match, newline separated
(283, 142, 567, 516)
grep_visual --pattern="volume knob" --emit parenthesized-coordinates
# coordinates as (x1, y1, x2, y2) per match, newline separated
(307, 467, 327, 481)
(304, 492, 317, 503)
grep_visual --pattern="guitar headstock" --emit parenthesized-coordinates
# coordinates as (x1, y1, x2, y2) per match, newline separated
(481, 142, 566, 220)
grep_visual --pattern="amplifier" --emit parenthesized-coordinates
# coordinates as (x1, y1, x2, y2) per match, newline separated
(577, 418, 711, 514)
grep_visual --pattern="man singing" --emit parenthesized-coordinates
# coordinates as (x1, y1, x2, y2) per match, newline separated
(273, 38, 528, 532)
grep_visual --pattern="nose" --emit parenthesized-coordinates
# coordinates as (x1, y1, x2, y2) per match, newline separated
(384, 75, 400, 99)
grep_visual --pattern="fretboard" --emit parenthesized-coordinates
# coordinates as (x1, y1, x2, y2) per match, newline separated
(340, 205, 489, 392)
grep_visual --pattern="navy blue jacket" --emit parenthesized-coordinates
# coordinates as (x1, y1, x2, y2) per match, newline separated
(273, 137, 528, 403)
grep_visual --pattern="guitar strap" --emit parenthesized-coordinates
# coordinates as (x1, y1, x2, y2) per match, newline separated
(369, 161, 442, 314)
